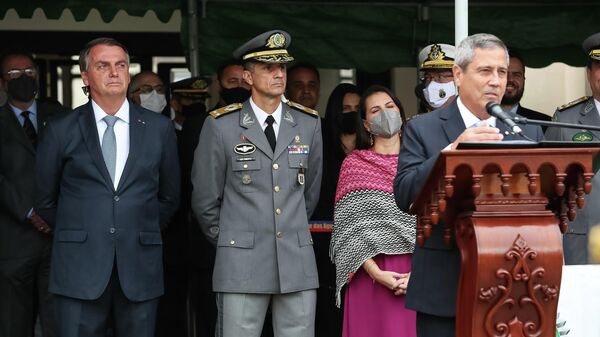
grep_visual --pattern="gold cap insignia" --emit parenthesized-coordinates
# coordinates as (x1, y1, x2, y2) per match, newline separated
(266, 33, 286, 49)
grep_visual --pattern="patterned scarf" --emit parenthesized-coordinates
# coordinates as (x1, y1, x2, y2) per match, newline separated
(330, 149, 416, 307)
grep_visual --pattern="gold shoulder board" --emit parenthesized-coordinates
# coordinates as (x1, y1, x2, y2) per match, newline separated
(286, 101, 319, 117)
(557, 96, 589, 112)
(209, 103, 243, 118)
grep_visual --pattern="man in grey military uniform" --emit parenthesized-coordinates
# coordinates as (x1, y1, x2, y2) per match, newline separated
(545, 31, 600, 265)
(191, 30, 323, 337)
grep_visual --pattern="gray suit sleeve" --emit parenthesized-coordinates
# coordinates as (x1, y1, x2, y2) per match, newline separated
(191, 117, 226, 244)
(394, 119, 439, 212)
(304, 117, 323, 219)
(158, 121, 181, 229)
(34, 121, 62, 227)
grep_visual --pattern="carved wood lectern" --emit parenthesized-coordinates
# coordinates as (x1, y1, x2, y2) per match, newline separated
(410, 147, 599, 337)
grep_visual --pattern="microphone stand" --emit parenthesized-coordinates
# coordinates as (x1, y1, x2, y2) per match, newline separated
(514, 116, 600, 132)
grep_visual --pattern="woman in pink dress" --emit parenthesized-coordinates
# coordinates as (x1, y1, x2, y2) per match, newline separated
(330, 85, 416, 337)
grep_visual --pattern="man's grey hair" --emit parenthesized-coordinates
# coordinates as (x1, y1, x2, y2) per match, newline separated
(454, 33, 509, 70)
(128, 71, 162, 94)
(78, 37, 130, 72)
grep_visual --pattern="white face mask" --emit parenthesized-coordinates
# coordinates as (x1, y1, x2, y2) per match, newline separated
(423, 80, 456, 108)
(139, 90, 167, 113)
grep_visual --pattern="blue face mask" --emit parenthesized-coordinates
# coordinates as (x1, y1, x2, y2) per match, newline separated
(369, 109, 403, 138)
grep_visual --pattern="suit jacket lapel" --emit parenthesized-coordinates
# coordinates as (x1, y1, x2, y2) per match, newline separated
(239, 103, 273, 159)
(273, 106, 297, 160)
(441, 101, 466, 144)
(78, 101, 114, 189)
(1, 105, 35, 155)
(117, 104, 145, 191)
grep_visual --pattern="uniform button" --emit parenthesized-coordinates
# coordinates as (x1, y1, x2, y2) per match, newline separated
(276, 231, 282, 238)
(275, 208, 281, 215)
(274, 186, 280, 192)
(273, 163, 279, 170)
(114, 195, 120, 201)
(109, 227, 116, 234)
(230, 240, 235, 245)
(243, 164, 248, 169)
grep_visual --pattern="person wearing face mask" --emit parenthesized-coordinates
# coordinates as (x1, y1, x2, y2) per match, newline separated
(127, 74, 189, 337)
(415, 43, 457, 114)
(310, 83, 360, 337)
(213, 59, 252, 110)
(128, 71, 168, 116)
(0, 50, 67, 337)
(330, 85, 416, 337)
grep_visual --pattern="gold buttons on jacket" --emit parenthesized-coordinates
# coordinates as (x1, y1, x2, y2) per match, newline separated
(274, 186, 280, 192)
(272, 163, 279, 170)
(275, 208, 281, 215)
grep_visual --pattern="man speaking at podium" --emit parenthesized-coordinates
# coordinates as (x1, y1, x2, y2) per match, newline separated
(394, 33, 543, 337)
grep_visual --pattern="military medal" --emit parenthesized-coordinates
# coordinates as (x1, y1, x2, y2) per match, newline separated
(294, 135, 300, 143)
(242, 174, 252, 184)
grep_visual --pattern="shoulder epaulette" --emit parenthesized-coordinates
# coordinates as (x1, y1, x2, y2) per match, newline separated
(209, 103, 243, 119)
(286, 101, 319, 117)
(557, 96, 589, 112)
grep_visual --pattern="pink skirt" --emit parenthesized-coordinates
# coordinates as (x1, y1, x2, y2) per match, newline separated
(342, 253, 416, 337)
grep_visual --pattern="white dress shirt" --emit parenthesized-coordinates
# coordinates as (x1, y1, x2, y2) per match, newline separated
(250, 97, 282, 139)
(443, 97, 498, 150)
(93, 99, 130, 189)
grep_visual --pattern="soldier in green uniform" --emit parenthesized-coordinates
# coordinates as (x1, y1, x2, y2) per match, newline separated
(191, 30, 323, 337)
(545, 31, 600, 264)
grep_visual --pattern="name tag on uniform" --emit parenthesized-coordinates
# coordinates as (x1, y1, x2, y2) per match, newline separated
(288, 145, 309, 154)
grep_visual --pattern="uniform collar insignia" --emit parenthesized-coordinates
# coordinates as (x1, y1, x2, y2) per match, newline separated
(242, 112, 255, 126)
(585, 100, 594, 113)
(283, 111, 294, 123)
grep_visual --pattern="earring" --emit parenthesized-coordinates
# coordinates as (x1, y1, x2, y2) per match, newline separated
(370, 133, 374, 146)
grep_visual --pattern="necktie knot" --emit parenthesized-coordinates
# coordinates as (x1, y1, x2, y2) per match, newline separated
(20, 110, 37, 148)
(266, 115, 275, 126)
(103, 115, 118, 128)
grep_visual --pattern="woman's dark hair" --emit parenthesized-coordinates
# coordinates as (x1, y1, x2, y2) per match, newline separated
(356, 85, 406, 150)
(323, 83, 361, 161)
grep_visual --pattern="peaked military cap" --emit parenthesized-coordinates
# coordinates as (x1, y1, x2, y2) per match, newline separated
(171, 76, 211, 99)
(418, 43, 455, 70)
(583, 32, 600, 62)
(233, 30, 294, 64)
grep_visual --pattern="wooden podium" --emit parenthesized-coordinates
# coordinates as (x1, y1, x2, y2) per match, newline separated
(410, 147, 599, 337)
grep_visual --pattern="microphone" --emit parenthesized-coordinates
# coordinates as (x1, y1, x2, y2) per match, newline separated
(485, 101, 524, 135)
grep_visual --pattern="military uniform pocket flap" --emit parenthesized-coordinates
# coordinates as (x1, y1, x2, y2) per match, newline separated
(288, 155, 308, 169)
(58, 230, 88, 242)
(297, 230, 314, 247)
(217, 230, 255, 248)
(139, 231, 163, 245)
(232, 160, 261, 171)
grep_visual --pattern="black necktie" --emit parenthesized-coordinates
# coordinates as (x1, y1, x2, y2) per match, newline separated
(21, 111, 37, 148)
(265, 115, 276, 152)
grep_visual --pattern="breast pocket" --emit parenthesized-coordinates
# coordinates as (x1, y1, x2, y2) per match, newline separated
(231, 158, 262, 193)
(288, 154, 308, 190)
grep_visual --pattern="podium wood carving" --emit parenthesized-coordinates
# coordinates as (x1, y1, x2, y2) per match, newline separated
(410, 147, 598, 337)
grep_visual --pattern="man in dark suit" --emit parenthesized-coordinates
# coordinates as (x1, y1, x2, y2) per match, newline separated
(501, 50, 551, 131)
(35, 37, 180, 337)
(394, 33, 543, 337)
(0, 50, 65, 337)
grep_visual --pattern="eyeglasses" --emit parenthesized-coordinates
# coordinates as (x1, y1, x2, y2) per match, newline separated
(6, 68, 37, 79)
(421, 71, 453, 83)
(134, 84, 166, 95)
